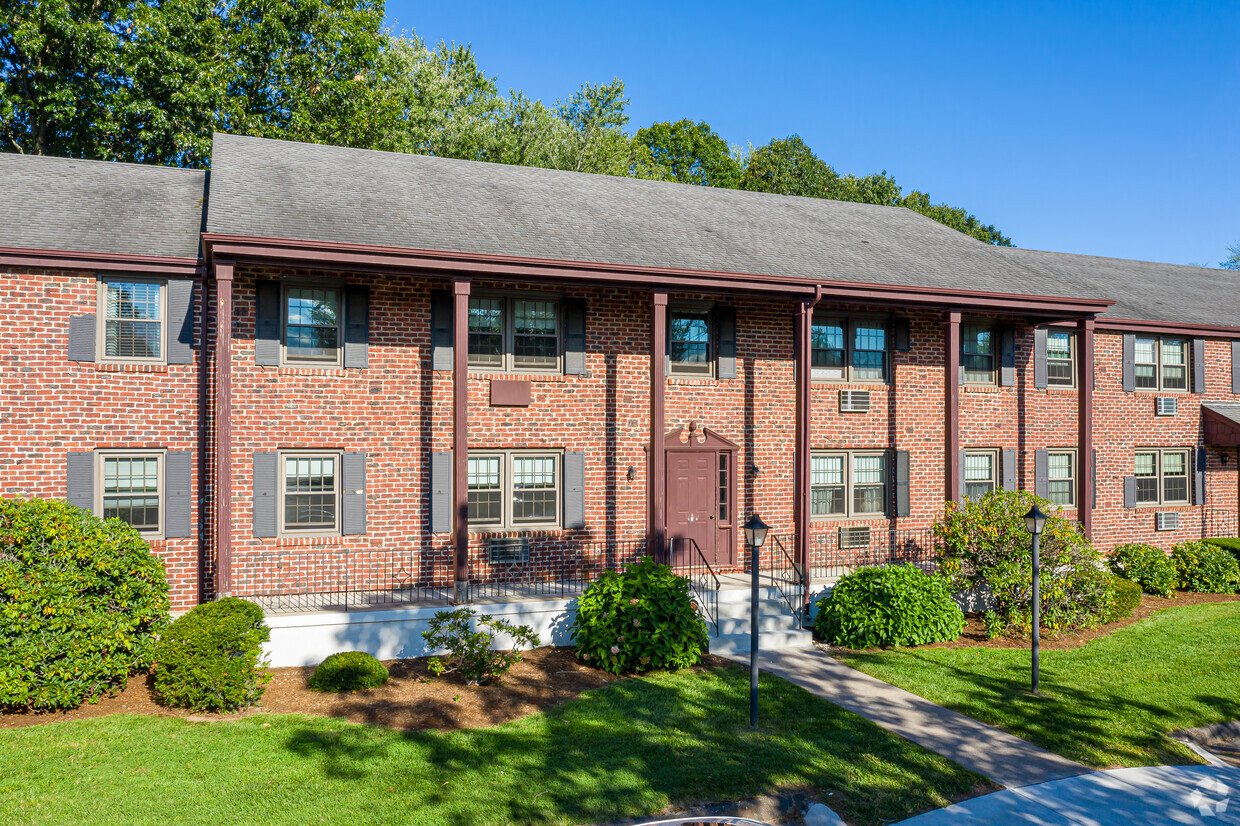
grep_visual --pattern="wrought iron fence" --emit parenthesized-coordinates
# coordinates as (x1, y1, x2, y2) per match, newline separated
(1203, 507, 1238, 539)
(464, 538, 649, 601)
(767, 533, 805, 618)
(239, 548, 453, 614)
(807, 527, 938, 583)
(669, 536, 720, 635)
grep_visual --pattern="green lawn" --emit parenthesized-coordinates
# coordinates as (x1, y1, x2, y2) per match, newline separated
(836, 602, 1240, 769)
(0, 664, 985, 826)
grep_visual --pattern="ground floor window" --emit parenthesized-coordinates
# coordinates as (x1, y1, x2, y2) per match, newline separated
(99, 452, 163, 535)
(1135, 449, 1189, 505)
(1047, 450, 1076, 506)
(810, 451, 887, 518)
(468, 450, 561, 529)
(281, 452, 340, 533)
(964, 450, 997, 501)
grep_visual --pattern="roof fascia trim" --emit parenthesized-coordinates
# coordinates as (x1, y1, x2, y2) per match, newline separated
(1095, 317, 1240, 339)
(0, 245, 202, 276)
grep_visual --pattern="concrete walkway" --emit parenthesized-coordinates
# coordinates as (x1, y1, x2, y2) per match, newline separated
(721, 644, 1089, 789)
(894, 765, 1240, 824)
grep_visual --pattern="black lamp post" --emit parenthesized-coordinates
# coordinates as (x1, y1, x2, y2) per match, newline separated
(1023, 504, 1047, 694)
(742, 513, 769, 729)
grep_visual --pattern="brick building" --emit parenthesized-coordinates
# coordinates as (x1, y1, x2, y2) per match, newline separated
(3, 133, 1239, 619)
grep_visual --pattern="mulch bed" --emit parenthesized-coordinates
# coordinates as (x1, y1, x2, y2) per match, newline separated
(0, 647, 733, 732)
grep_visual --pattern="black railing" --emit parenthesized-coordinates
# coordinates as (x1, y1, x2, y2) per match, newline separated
(767, 533, 805, 620)
(670, 536, 720, 636)
(1203, 507, 1239, 539)
(464, 538, 649, 601)
(239, 549, 453, 614)
(808, 527, 937, 583)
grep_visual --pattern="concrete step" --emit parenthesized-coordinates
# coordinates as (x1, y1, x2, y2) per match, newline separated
(714, 583, 800, 605)
(709, 627, 813, 657)
(715, 614, 806, 636)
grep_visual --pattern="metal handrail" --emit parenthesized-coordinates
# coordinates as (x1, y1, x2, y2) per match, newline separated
(672, 536, 720, 636)
(768, 534, 805, 620)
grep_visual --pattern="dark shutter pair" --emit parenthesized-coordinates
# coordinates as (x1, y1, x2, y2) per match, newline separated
(252, 452, 367, 537)
(1121, 448, 1207, 508)
(65, 450, 192, 538)
(68, 279, 196, 363)
(254, 281, 370, 368)
(431, 291, 588, 375)
(428, 450, 586, 532)
(1121, 334, 1207, 393)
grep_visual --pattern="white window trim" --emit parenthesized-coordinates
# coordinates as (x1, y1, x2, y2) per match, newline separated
(811, 314, 891, 384)
(809, 450, 889, 520)
(96, 277, 168, 365)
(467, 449, 564, 530)
(963, 449, 999, 501)
(1134, 448, 1191, 507)
(95, 449, 165, 538)
(1045, 329, 1077, 389)
(1134, 335, 1189, 393)
(961, 322, 998, 386)
(1046, 449, 1077, 507)
(467, 293, 564, 376)
(278, 450, 343, 536)
(281, 281, 345, 368)
(668, 308, 716, 378)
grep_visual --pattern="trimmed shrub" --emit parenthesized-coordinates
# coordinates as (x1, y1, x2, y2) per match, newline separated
(422, 608, 539, 685)
(1109, 543, 1177, 598)
(151, 598, 270, 711)
(935, 490, 1112, 637)
(1203, 537, 1240, 565)
(1104, 575, 1143, 623)
(307, 651, 389, 692)
(572, 556, 707, 674)
(1172, 541, 1240, 594)
(0, 497, 170, 710)
(814, 564, 965, 649)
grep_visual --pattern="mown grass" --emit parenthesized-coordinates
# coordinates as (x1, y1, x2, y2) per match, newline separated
(836, 602, 1240, 768)
(0, 664, 985, 826)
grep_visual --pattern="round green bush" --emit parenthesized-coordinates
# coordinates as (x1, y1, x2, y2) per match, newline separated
(151, 597, 270, 711)
(1103, 575, 1143, 623)
(1203, 538, 1240, 565)
(308, 651, 390, 692)
(1172, 541, 1240, 594)
(1110, 543, 1178, 598)
(0, 497, 170, 710)
(814, 564, 965, 648)
(572, 556, 707, 674)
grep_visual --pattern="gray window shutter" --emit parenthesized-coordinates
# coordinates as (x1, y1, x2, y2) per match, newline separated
(564, 298, 587, 375)
(1192, 338, 1206, 394)
(958, 449, 966, 501)
(66, 451, 95, 512)
(1092, 449, 1097, 510)
(68, 315, 96, 362)
(341, 451, 367, 535)
(344, 285, 369, 369)
(1122, 334, 1135, 392)
(664, 352, 671, 378)
(166, 279, 195, 365)
(431, 290, 453, 371)
(252, 452, 279, 538)
(1034, 449, 1049, 499)
(893, 317, 911, 352)
(895, 450, 910, 518)
(564, 451, 585, 529)
(1194, 447, 1207, 505)
(716, 307, 737, 379)
(1002, 449, 1018, 491)
(255, 281, 281, 366)
(1123, 476, 1137, 509)
(163, 451, 193, 538)
(1232, 341, 1240, 394)
(430, 450, 452, 533)
(1033, 327, 1048, 389)
(1000, 325, 1017, 387)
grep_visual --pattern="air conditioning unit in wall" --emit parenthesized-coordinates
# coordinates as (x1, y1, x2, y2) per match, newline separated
(1155, 397, 1179, 416)
(839, 525, 872, 551)
(839, 389, 871, 414)
(1155, 512, 1180, 532)
(488, 536, 530, 564)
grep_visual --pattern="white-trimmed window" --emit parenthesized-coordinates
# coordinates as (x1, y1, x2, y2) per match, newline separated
(468, 295, 562, 374)
(1134, 336, 1187, 392)
(962, 324, 996, 385)
(283, 284, 343, 365)
(1047, 450, 1076, 506)
(1046, 331, 1076, 387)
(669, 310, 714, 377)
(811, 316, 888, 382)
(98, 278, 166, 363)
(964, 450, 998, 501)
(810, 451, 887, 518)
(1134, 449, 1189, 506)
(467, 450, 562, 529)
(97, 451, 163, 535)
(281, 452, 341, 534)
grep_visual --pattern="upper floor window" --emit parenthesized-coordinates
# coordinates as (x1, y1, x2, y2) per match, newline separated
(1046, 330, 1076, 387)
(99, 278, 165, 362)
(98, 452, 163, 535)
(281, 452, 340, 534)
(963, 450, 997, 501)
(670, 311, 713, 376)
(468, 295, 561, 373)
(1134, 449, 1189, 505)
(284, 285, 342, 364)
(812, 317, 888, 382)
(962, 324, 996, 384)
(810, 451, 887, 518)
(467, 450, 561, 529)
(1135, 336, 1187, 391)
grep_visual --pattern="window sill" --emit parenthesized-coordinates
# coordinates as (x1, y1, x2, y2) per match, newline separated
(810, 515, 892, 524)
(1131, 503, 1192, 510)
(962, 384, 1004, 393)
(469, 372, 570, 383)
(812, 380, 891, 387)
(274, 534, 348, 546)
(92, 362, 170, 373)
(270, 365, 348, 376)
(668, 376, 721, 385)
(468, 526, 565, 536)
(1040, 386, 1078, 394)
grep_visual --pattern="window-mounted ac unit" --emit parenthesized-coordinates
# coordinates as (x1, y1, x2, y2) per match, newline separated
(839, 389, 871, 414)
(488, 536, 530, 564)
(1155, 397, 1178, 416)
(839, 525, 871, 551)
(1155, 512, 1179, 532)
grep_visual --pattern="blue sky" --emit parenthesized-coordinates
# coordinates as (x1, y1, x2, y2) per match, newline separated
(387, 1, 1239, 267)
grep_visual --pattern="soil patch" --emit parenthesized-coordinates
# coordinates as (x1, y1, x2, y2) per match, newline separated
(0, 647, 732, 732)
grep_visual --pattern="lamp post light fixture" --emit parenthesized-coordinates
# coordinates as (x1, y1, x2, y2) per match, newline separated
(1023, 504, 1047, 694)
(742, 513, 770, 729)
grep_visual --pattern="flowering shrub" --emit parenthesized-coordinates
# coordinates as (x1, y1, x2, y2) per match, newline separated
(572, 556, 707, 674)
(1172, 541, 1240, 594)
(421, 608, 538, 685)
(1109, 543, 1177, 597)
(935, 490, 1112, 638)
(815, 564, 964, 648)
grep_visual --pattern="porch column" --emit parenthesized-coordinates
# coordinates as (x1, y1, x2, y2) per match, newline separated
(650, 290, 668, 560)
(794, 299, 812, 586)
(452, 278, 471, 602)
(1077, 316, 1095, 538)
(214, 261, 234, 598)
(945, 310, 962, 502)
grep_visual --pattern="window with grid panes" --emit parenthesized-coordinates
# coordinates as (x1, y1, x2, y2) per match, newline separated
(284, 286, 342, 363)
(962, 325, 996, 384)
(1134, 449, 1189, 505)
(281, 453, 340, 532)
(669, 312, 713, 376)
(1047, 451, 1075, 506)
(1134, 337, 1187, 391)
(810, 452, 886, 518)
(467, 295, 562, 373)
(811, 317, 888, 381)
(467, 451, 561, 529)
(964, 451, 997, 500)
(100, 454, 162, 534)
(1046, 331, 1075, 387)
(101, 279, 164, 361)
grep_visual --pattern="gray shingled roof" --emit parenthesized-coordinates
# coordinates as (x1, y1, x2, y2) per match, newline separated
(998, 247, 1240, 327)
(206, 132, 1109, 302)
(0, 152, 206, 259)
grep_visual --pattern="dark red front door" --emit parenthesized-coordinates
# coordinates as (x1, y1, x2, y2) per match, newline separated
(668, 451, 717, 567)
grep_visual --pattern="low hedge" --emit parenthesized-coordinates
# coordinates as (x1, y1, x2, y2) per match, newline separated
(151, 598, 270, 711)
(1104, 575, 1143, 623)
(1203, 537, 1240, 565)
(308, 651, 389, 692)
(815, 564, 965, 649)
(1172, 541, 1240, 594)
(1109, 543, 1177, 598)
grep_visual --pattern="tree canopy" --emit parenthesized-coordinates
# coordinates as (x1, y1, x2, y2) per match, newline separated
(1222, 241, 1240, 271)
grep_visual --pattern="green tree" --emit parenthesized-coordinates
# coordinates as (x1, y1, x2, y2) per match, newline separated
(633, 119, 742, 187)
(739, 134, 839, 198)
(900, 191, 1012, 246)
(1222, 241, 1240, 271)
